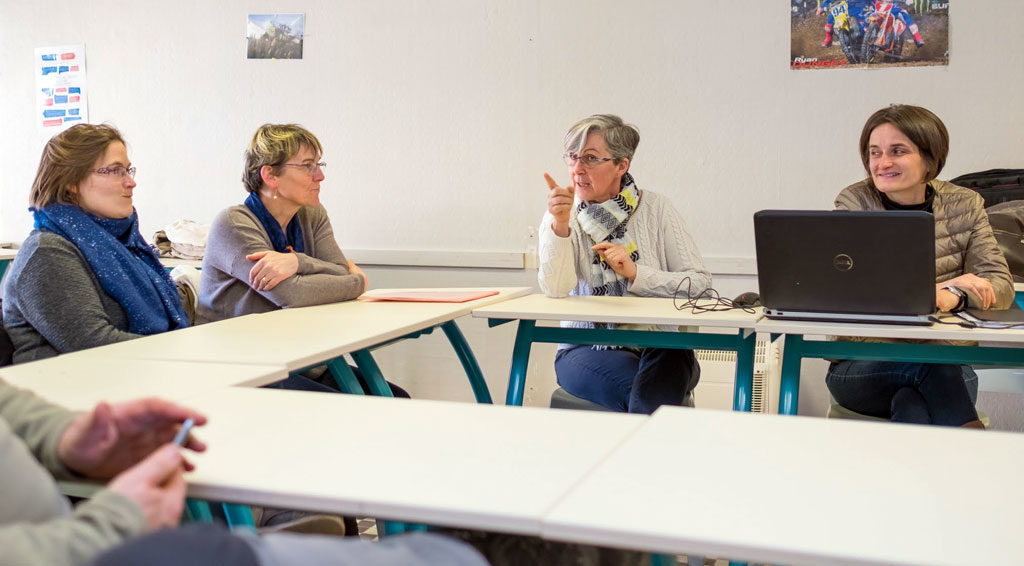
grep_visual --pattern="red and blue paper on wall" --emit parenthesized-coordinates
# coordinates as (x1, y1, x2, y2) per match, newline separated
(35, 45, 88, 129)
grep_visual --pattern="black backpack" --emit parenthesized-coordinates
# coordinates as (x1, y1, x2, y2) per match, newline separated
(949, 169, 1024, 208)
(986, 200, 1024, 283)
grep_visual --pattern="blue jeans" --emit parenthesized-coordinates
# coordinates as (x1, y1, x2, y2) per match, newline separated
(826, 361, 979, 426)
(554, 345, 700, 414)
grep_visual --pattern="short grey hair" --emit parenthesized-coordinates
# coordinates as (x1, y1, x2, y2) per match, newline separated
(563, 114, 640, 164)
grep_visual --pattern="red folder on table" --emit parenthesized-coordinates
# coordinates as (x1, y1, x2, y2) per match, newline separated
(359, 290, 499, 303)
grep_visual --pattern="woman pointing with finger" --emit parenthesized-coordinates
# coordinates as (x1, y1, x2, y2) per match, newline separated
(538, 114, 711, 414)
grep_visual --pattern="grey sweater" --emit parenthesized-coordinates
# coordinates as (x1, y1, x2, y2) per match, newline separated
(0, 378, 146, 566)
(2, 231, 139, 364)
(197, 204, 365, 323)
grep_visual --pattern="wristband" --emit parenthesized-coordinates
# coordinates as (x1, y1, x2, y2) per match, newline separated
(944, 286, 967, 313)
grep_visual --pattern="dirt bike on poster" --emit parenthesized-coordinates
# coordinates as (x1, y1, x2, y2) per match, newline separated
(824, 0, 863, 63)
(861, 3, 909, 63)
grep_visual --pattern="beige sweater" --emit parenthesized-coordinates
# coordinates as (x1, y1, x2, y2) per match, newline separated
(835, 179, 1014, 310)
(0, 378, 146, 566)
(834, 179, 1013, 347)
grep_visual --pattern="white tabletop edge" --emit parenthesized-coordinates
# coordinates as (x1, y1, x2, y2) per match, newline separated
(69, 289, 532, 369)
(754, 317, 1024, 342)
(472, 294, 761, 329)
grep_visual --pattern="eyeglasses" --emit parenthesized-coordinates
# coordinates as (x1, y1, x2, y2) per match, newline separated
(282, 162, 327, 175)
(93, 166, 137, 178)
(563, 153, 614, 168)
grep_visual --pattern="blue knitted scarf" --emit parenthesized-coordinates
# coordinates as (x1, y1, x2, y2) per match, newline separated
(33, 205, 189, 335)
(243, 193, 305, 253)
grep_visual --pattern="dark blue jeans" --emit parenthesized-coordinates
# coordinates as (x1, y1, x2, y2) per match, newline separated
(826, 361, 979, 426)
(554, 345, 700, 414)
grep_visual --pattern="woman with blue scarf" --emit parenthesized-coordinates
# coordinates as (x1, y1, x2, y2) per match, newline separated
(198, 124, 408, 403)
(3, 124, 189, 363)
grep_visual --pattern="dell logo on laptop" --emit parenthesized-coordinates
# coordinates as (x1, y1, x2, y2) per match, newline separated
(833, 254, 854, 271)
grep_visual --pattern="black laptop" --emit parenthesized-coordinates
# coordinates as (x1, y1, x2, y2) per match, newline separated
(754, 210, 936, 325)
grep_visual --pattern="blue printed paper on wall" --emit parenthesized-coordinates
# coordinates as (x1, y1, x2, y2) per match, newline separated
(34, 44, 88, 130)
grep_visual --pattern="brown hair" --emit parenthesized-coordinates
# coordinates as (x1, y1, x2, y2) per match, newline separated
(242, 124, 323, 193)
(859, 104, 949, 183)
(29, 123, 126, 208)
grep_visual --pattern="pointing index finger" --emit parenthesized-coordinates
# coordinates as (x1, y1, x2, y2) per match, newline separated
(544, 173, 559, 190)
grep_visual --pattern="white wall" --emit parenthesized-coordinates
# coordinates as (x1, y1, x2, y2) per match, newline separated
(2, 1, 1022, 417)
(3, 1, 1023, 256)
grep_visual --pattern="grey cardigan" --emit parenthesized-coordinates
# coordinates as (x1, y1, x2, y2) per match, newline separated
(197, 204, 365, 323)
(2, 231, 139, 363)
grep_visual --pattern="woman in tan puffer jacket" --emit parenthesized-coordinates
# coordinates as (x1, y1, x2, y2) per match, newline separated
(828, 104, 1013, 429)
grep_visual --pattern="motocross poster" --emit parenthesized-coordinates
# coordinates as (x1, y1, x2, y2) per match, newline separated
(791, 1, 949, 69)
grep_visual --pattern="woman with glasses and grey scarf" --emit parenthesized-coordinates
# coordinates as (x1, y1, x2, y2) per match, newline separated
(538, 114, 711, 414)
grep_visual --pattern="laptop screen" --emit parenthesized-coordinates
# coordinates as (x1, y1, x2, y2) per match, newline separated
(754, 210, 936, 317)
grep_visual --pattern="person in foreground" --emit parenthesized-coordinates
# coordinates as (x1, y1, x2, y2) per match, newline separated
(198, 123, 407, 397)
(0, 378, 488, 566)
(538, 114, 711, 414)
(830, 104, 1013, 428)
(2, 124, 189, 363)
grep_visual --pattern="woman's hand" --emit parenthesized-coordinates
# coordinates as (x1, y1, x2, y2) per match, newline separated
(247, 250, 300, 291)
(107, 444, 188, 531)
(545, 173, 573, 238)
(592, 242, 637, 280)
(58, 399, 206, 479)
(937, 274, 996, 310)
(347, 259, 368, 291)
(936, 288, 960, 312)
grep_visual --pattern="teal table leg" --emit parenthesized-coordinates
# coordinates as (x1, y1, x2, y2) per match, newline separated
(351, 349, 395, 397)
(778, 334, 804, 415)
(732, 330, 756, 412)
(325, 359, 366, 394)
(0, 259, 11, 282)
(1015, 289, 1024, 310)
(649, 554, 676, 566)
(440, 320, 493, 404)
(505, 320, 537, 406)
(184, 499, 214, 522)
(222, 503, 257, 530)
